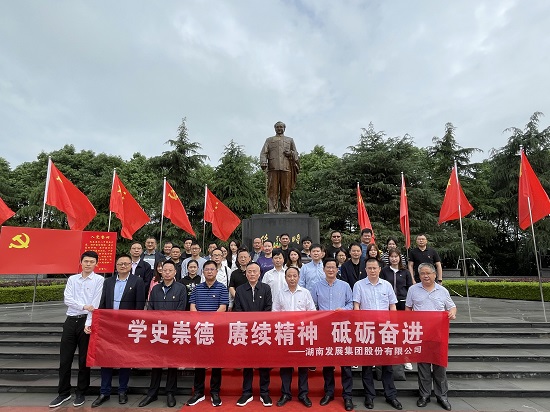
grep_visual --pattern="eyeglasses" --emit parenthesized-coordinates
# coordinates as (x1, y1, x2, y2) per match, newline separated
(116, 262, 131, 266)
(203, 268, 217, 272)
(332, 235, 341, 238)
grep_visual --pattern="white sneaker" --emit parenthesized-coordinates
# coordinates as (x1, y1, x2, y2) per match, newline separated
(404, 363, 413, 370)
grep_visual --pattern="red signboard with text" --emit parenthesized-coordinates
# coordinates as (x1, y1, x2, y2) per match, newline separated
(88, 309, 450, 368)
(79, 231, 117, 273)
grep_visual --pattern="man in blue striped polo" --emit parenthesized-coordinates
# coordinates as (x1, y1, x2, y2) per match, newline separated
(186, 260, 229, 407)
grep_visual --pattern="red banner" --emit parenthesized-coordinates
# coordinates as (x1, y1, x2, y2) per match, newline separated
(88, 310, 449, 368)
(0, 227, 117, 274)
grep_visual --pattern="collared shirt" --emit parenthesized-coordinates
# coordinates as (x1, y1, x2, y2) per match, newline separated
(113, 275, 129, 310)
(64, 272, 104, 327)
(273, 284, 316, 312)
(142, 250, 157, 269)
(262, 267, 286, 300)
(405, 283, 456, 312)
(233, 282, 272, 312)
(352, 277, 397, 310)
(311, 278, 353, 311)
(298, 260, 324, 293)
(190, 281, 229, 312)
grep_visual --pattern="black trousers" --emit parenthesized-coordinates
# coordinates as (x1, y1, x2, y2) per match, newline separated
(147, 368, 178, 396)
(193, 368, 222, 395)
(58, 316, 90, 397)
(242, 368, 270, 396)
(322, 366, 353, 400)
(361, 365, 397, 400)
(280, 367, 308, 398)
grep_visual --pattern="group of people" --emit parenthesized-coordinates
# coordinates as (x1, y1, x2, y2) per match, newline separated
(49, 231, 455, 411)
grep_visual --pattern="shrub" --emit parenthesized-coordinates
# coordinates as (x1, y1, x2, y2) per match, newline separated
(0, 285, 65, 304)
(444, 280, 550, 302)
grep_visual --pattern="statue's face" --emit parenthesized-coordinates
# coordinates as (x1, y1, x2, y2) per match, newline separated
(275, 123, 285, 134)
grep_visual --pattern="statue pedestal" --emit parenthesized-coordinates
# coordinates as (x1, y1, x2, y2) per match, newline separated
(242, 214, 320, 250)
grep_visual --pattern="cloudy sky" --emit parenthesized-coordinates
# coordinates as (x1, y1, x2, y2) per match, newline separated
(1, 0, 549, 169)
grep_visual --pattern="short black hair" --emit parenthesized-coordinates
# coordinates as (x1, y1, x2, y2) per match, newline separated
(81, 250, 98, 262)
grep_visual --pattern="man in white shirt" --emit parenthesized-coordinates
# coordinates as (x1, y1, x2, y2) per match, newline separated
(273, 266, 315, 407)
(49, 251, 104, 408)
(262, 249, 286, 300)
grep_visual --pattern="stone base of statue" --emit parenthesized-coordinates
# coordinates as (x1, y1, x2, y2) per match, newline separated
(242, 213, 320, 250)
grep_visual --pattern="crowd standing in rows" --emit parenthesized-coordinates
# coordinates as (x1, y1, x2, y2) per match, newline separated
(49, 230, 455, 411)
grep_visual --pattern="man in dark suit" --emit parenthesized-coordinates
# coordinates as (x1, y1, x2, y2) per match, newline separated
(91, 254, 145, 408)
(129, 241, 153, 299)
(340, 243, 367, 290)
(233, 262, 273, 407)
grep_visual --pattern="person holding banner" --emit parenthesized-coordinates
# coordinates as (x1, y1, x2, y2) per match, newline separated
(139, 260, 187, 408)
(310, 258, 354, 411)
(406, 263, 456, 411)
(186, 260, 229, 407)
(92, 254, 145, 408)
(49, 251, 104, 409)
(353, 258, 403, 410)
(233, 261, 273, 407)
(272, 266, 316, 407)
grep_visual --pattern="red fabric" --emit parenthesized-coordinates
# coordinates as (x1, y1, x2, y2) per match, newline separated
(163, 181, 195, 236)
(87, 309, 450, 368)
(356, 184, 374, 242)
(109, 173, 150, 239)
(79, 231, 117, 273)
(0, 226, 82, 274)
(518, 150, 550, 230)
(399, 175, 410, 249)
(204, 188, 240, 241)
(46, 161, 96, 230)
(438, 166, 474, 224)
(0, 196, 15, 226)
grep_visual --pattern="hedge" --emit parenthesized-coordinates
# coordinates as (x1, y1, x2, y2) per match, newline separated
(0, 284, 65, 304)
(444, 280, 550, 302)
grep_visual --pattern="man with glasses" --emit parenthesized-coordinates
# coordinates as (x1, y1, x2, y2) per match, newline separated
(91, 254, 145, 408)
(186, 260, 229, 407)
(326, 230, 346, 259)
(182, 242, 207, 279)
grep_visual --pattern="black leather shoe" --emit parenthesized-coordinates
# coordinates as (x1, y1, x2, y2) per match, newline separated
(417, 396, 431, 407)
(344, 398, 354, 411)
(91, 394, 110, 408)
(364, 398, 374, 409)
(386, 398, 402, 410)
(118, 393, 128, 405)
(277, 395, 292, 407)
(319, 395, 334, 406)
(299, 396, 312, 408)
(167, 393, 176, 407)
(437, 398, 452, 410)
(138, 395, 158, 407)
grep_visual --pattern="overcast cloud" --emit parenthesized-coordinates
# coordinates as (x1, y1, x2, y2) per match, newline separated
(1, 0, 549, 168)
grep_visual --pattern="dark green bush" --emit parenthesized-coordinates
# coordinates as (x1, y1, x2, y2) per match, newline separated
(444, 280, 550, 301)
(0, 285, 65, 304)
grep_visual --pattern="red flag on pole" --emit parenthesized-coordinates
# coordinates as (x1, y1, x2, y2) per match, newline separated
(400, 174, 410, 249)
(356, 183, 374, 241)
(438, 166, 474, 224)
(109, 172, 150, 239)
(518, 150, 550, 230)
(0, 196, 15, 225)
(163, 180, 195, 237)
(204, 188, 240, 241)
(46, 160, 97, 230)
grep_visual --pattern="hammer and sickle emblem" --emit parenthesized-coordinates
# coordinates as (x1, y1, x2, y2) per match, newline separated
(9, 233, 30, 249)
(168, 190, 178, 200)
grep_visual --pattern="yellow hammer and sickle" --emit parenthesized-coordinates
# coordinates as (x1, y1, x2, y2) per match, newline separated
(9, 233, 30, 249)
(168, 190, 178, 200)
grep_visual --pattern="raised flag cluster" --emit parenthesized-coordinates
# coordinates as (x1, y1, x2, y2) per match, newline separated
(518, 149, 550, 230)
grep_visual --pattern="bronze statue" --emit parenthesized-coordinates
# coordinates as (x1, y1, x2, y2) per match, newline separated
(260, 121, 300, 213)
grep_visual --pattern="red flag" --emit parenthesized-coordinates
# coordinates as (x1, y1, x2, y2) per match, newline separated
(163, 180, 196, 236)
(0, 197, 15, 225)
(204, 188, 240, 241)
(438, 166, 474, 224)
(400, 174, 410, 249)
(46, 160, 97, 230)
(357, 183, 375, 241)
(110, 172, 150, 239)
(518, 150, 550, 229)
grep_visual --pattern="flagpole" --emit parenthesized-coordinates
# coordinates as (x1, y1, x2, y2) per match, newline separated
(526, 196, 548, 322)
(454, 161, 472, 322)
(107, 169, 116, 232)
(159, 177, 166, 247)
(202, 184, 208, 252)
(40, 157, 52, 229)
